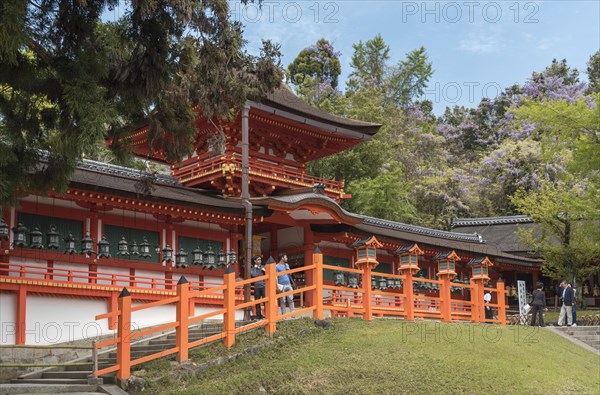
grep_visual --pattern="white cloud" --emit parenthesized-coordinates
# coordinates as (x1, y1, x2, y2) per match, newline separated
(458, 34, 502, 53)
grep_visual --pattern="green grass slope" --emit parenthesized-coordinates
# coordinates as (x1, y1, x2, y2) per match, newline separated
(138, 318, 600, 395)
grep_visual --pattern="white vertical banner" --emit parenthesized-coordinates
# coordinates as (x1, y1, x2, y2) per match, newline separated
(517, 280, 528, 325)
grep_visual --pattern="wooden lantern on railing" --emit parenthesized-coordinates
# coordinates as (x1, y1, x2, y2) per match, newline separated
(394, 243, 423, 274)
(351, 236, 382, 269)
(433, 251, 460, 280)
(467, 256, 493, 281)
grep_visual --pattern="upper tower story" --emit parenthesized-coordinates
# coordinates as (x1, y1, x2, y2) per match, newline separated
(126, 84, 381, 202)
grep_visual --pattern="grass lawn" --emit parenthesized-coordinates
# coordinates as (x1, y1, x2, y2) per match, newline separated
(136, 318, 600, 395)
(543, 309, 598, 324)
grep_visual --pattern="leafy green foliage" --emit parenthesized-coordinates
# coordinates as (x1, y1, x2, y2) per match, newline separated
(0, 0, 282, 206)
(511, 181, 599, 286)
(586, 51, 600, 93)
(287, 38, 341, 88)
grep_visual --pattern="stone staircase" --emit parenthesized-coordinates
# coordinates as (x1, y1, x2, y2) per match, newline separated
(0, 321, 242, 395)
(553, 325, 600, 351)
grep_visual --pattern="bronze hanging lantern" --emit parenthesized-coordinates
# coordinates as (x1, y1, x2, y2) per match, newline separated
(192, 247, 203, 266)
(12, 222, 28, 248)
(81, 231, 94, 256)
(227, 249, 237, 265)
(217, 249, 226, 268)
(29, 226, 44, 249)
(139, 237, 151, 258)
(130, 241, 139, 256)
(117, 236, 129, 256)
(0, 217, 9, 241)
(162, 245, 174, 266)
(46, 225, 60, 250)
(203, 245, 215, 269)
(97, 235, 111, 258)
(175, 248, 188, 268)
(63, 233, 77, 254)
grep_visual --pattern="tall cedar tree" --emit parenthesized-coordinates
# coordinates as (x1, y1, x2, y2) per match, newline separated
(0, 0, 283, 206)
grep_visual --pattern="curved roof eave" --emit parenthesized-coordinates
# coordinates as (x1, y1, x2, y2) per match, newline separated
(233, 193, 364, 224)
(258, 84, 382, 135)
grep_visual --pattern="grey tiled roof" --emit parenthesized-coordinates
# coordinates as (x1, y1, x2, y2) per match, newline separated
(433, 251, 455, 261)
(452, 215, 532, 227)
(394, 244, 417, 254)
(362, 216, 484, 243)
(79, 159, 181, 187)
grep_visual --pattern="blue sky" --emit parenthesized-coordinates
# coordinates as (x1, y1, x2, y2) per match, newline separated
(230, 1, 600, 114)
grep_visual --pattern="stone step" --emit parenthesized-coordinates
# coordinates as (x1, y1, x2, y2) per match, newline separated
(11, 378, 89, 385)
(64, 363, 112, 372)
(42, 371, 91, 380)
(572, 335, 600, 342)
(0, 383, 98, 394)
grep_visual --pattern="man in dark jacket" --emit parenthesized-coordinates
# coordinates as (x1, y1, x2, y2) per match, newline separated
(557, 280, 574, 326)
(530, 282, 547, 327)
(250, 256, 266, 319)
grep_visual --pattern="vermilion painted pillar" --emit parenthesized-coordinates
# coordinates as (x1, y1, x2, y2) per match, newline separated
(223, 266, 236, 348)
(116, 288, 132, 381)
(312, 248, 324, 320)
(362, 265, 373, 321)
(176, 276, 189, 362)
(404, 271, 415, 321)
(265, 257, 278, 335)
(440, 276, 452, 322)
(16, 286, 26, 345)
(497, 280, 507, 325)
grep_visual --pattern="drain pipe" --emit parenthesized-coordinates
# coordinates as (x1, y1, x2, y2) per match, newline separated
(241, 102, 252, 320)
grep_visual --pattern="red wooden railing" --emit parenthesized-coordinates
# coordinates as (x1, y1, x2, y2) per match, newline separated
(92, 250, 506, 381)
(172, 154, 344, 193)
(0, 262, 243, 296)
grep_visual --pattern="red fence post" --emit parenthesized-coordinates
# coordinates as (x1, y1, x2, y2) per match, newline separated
(496, 279, 507, 324)
(362, 265, 373, 321)
(470, 280, 483, 323)
(313, 248, 324, 320)
(116, 288, 132, 382)
(440, 277, 451, 322)
(176, 276, 189, 362)
(404, 271, 415, 321)
(223, 265, 236, 348)
(264, 257, 278, 335)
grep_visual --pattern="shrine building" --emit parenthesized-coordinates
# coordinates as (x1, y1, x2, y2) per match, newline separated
(1, 84, 554, 348)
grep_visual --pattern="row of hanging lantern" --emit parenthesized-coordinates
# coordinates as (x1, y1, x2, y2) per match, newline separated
(2, 220, 236, 269)
(371, 276, 403, 290)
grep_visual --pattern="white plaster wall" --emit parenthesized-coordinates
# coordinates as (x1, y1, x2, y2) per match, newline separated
(194, 306, 244, 321)
(96, 266, 130, 287)
(135, 269, 168, 289)
(277, 227, 304, 251)
(7, 256, 47, 279)
(130, 302, 175, 330)
(52, 262, 92, 283)
(25, 295, 113, 345)
(0, 293, 17, 344)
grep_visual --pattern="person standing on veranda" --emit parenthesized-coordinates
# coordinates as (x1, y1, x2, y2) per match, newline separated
(276, 252, 295, 316)
(250, 256, 266, 319)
